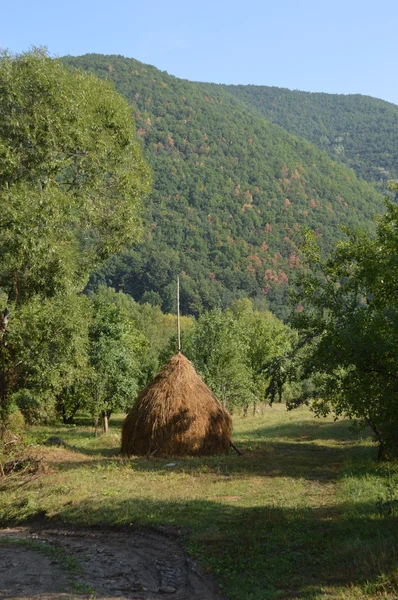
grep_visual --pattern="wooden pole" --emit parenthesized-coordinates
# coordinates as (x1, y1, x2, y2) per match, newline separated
(230, 441, 243, 456)
(177, 276, 181, 352)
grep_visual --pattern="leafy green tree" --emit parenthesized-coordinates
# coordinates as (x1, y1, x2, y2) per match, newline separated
(0, 50, 150, 429)
(87, 289, 148, 432)
(3, 293, 90, 426)
(0, 49, 150, 303)
(283, 187, 398, 458)
(184, 308, 253, 410)
(85, 286, 194, 387)
(181, 302, 291, 412)
(228, 299, 295, 412)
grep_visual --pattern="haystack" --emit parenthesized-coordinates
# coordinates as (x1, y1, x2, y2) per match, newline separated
(121, 353, 232, 456)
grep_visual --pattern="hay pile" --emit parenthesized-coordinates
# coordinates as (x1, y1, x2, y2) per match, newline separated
(121, 353, 232, 457)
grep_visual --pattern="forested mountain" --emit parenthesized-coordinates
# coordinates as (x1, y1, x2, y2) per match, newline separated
(61, 54, 385, 317)
(218, 84, 398, 186)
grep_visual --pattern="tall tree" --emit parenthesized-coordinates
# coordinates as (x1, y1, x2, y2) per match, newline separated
(0, 49, 150, 428)
(0, 48, 151, 303)
(184, 308, 253, 410)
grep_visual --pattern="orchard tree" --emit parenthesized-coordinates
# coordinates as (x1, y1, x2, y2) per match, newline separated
(228, 299, 295, 413)
(282, 188, 398, 458)
(179, 301, 293, 412)
(5, 294, 91, 425)
(88, 289, 148, 432)
(184, 308, 253, 410)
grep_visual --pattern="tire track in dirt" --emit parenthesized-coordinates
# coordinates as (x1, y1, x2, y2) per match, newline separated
(0, 525, 225, 600)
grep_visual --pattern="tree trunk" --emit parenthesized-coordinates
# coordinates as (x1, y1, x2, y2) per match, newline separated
(365, 417, 387, 462)
(94, 415, 99, 437)
(0, 349, 12, 438)
(60, 402, 78, 425)
(102, 412, 109, 434)
(377, 443, 388, 462)
(63, 414, 75, 425)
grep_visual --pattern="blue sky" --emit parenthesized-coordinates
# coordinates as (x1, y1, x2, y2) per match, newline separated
(1, 0, 397, 104)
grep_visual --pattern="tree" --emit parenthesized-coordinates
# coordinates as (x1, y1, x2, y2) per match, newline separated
(228, 299, 295, 413)
(0, 49, 150, 428)
(3, 293, 91, 426)
(87, 289, 148, 432)
(282, 188, 398, 458)
(0, 48, 151, 302)
(181, 302, 292, 412)
(183, 308, 253, 411)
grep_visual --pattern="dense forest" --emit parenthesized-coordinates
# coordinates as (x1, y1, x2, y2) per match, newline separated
(219, 84, 398, 186)
(61, 54, 387, 318)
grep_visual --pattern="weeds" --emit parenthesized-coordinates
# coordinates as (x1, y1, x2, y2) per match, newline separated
(376, 469, 398, 517)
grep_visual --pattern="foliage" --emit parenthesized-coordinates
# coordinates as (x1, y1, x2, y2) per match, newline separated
(85, 285, 195, 386)
(183, 308, 254, 409)
(86, 288, 148, 425)
(222, 83, 398, 187)
(180, 300, 292, 411)
(282, 186, 398, 456)
(1, 293, 90, 425)
(228, 299, 296, 404)
(0, 49, 150, 303)
(52, 286, 194, 427)
(61, 54, 385, 318)
(0, 50, 150, 429)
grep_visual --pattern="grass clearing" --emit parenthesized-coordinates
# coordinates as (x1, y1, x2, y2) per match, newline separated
(1, 404, 397, 599)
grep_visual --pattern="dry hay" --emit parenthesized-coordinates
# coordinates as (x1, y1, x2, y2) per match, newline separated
(121, 353, 232, 457)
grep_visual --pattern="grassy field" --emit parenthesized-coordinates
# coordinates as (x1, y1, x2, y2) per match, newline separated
(1, 404, 397, 600)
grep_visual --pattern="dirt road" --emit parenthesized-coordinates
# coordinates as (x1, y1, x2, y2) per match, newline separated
(0, 524, 224, 600)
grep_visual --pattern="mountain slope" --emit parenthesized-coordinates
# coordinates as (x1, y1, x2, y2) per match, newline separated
(61, 54, 385, 317)
(217, 84, 398, 186)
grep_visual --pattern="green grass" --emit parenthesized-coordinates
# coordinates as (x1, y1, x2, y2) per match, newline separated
(1, 404, 397, 600)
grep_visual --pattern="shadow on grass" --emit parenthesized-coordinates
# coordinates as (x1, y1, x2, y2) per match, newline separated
(37, 413, 378, 479)
(35, 413, 372, 455)
(54, 437, 376, 482)
(236, 417, 370, 444)
(64, 415, 371, 450)
(64, 444, 120, 458)
(10, 497, 397, 600)
(30, 415, 125, 443)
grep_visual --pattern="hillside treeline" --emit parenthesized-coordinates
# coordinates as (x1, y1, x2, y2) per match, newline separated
(62, 54, 385, 318)
(221, 84, 398, 186)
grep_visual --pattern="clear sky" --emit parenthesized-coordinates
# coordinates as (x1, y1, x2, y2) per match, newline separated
(1, 0, 397, 105)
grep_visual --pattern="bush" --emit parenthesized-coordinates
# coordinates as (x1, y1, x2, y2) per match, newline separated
(12, 390, 41, 425)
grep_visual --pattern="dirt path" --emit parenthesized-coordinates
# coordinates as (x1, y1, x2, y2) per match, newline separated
(0, 525, 224, 600)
